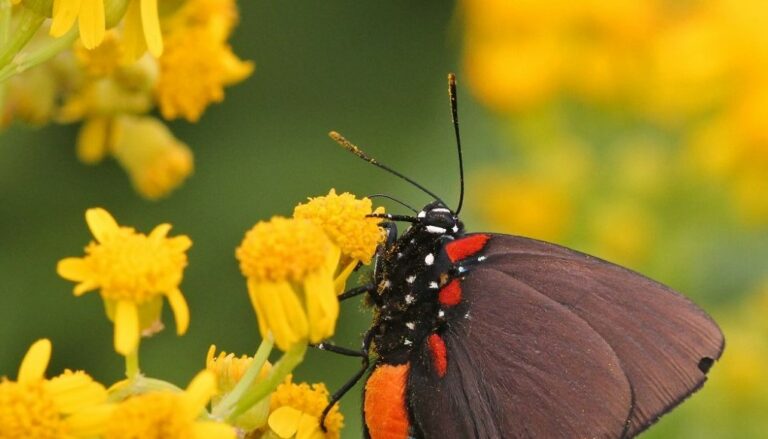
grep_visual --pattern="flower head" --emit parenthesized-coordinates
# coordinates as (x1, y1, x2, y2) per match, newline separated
(236, 217, 340, 351)
(265, 377, 343, 439)
(0, 339, 112, 439)
(57, 207, 192, 355)
(103, 370, 234, 439)
(293, 189, 384, 291)
(110, 115, 195, 200)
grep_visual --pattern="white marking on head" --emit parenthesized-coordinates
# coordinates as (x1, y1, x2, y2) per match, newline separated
(425, 253, 435, 265)
(406, 275, 416, 284)
(431, 208, 451, 213)
(405, 294, 415, 304)
(417, 211, 426, 218)
(452, 225, 459, 233)
(426, 225, 447, 234)
(429, 281, 438, 289)
(406, 322, 415, 330)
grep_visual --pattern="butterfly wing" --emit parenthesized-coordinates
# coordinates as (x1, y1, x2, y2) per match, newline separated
(407, 267, 634, 439)
(406, 233, 723, 439)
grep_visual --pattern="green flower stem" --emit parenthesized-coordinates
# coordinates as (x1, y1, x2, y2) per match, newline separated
(211, 335, 275, 419)
(0, 28, 76, 83)
(228, 341, 307, 421)
(125, 349, 140, 379)
(0, 5, 44, 69)
(108, 376, 184, 402)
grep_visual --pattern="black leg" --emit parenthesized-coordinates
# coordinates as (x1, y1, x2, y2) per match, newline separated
(311, 342, 366, 358)
(320, 330, 374, 432)
(339, 284, 375, 301)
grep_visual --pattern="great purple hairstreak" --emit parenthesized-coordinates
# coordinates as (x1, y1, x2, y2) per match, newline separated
(315, 73, 725, 439)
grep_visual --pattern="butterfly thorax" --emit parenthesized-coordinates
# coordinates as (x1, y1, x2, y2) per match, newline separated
(368, 203, 467, 364)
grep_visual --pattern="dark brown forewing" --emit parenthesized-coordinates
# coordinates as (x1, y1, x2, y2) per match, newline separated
(407, 268, 633, 439)
(482, 234, 725, 436)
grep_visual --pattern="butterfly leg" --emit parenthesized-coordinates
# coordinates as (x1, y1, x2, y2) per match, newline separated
(318, 330, 374, 432)
(338, 283, 375, 301)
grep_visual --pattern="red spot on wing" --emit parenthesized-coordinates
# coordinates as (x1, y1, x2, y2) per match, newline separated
(445, 234, 490, 263)
(364, 364, 411, 439)
(438, 279, 462, 306)
(427, 334, 448, 377)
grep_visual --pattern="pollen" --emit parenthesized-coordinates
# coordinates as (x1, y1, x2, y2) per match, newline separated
(0, 380, 66, 439)
(270, 377, 344, 439)
(293, 189, 385, 265)
(237, 217, 333, 283)
(104, 393, 192, 439)
(155, 27, 254, 122)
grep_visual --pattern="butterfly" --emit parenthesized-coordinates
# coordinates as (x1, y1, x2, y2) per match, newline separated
(317, 73, 724, 439)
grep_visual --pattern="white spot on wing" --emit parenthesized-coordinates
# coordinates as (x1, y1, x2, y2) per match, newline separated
(405, 294, 415, 304)
(425, 253, 435, 265)
(438, 310, 445, 318)
(406, 322, 415, 330)
(404, 339, 413, 346)
(406, 275, 416, 284)
(477, 256, 487, 262)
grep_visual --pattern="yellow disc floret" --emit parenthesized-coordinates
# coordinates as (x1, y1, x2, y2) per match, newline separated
(0, 380, 65, 439)
(293, 189, 385, 265)
(267, 376, 343, 439)
(237, 217, 333, 283)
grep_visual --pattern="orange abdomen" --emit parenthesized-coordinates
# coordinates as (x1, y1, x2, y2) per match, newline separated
(364, 363, 411, 439)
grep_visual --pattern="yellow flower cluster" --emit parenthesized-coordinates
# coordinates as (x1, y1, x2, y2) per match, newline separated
(463, 0, 768, 226)
(237, 189, 384, 351)
(3, 202, 361, 436)
(1, 0, 252, 200)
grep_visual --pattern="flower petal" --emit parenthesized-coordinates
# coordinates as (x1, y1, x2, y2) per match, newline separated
(333, 258, 356, 295)
(304, 270, 338, 343)
(50, 0, 82, 38)
(76, 117, 110, 164)
(18, 339, 51, 384)
(57, 257, 90, 282)
(85, 208, 119, 243)
(149, 223, 172, 240)
(47, 371, 107, 414)
(296, 413, 324, 439)
(246, 279, 270, 338)
(66, 405, 115, 437)
(191, 421, 236, 439)
(268, 406, 302, 438)
(77, 0, 106, 49)
(166, 288, 190, 335)
(114, 300, 140, 355)
(183, 371, 217, 417)
(140, 0, 163, 56)
(122, 0, 147, 61)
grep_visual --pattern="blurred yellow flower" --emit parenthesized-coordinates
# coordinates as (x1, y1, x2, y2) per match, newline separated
(236, 217, 340, 351)
(122, 0, 163, 59)
(103, 370, 235, 439)
(155, 28, 253, 122)
(0, 339, 112, 439)
(293, 189, 384, 292)
(588, 201, 655, 267)
(50, 0, 106, 49)
(475, 172, 572, 242)
(110, 115, 195, 200)
(265, 377, 342, 439)
(57, 207, 192, 355)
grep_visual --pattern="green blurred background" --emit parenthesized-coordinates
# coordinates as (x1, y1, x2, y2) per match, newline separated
(2, 0, 768, 437)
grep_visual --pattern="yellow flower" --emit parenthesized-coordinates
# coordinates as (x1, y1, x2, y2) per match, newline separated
(236, 217, 340, 351)
(57, 207, 192, 355)
(155, 27, 253, 122)
(103, 370, 234, 439)
(265, 377, 343, 439)
(207, 346, 272, 431)
(0, 339, 112, 439)
(293, 189, 384, 292)
(50, 0, 106, 50)
(122, 0, 163, 59)
(74, 31, 126, 76)
(110, 115, 195, 200)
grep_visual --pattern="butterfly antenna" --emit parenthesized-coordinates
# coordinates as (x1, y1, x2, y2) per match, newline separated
(366, 193, 419, 213)
(448, 73, 465, 215)
(329, 131, 447, 206)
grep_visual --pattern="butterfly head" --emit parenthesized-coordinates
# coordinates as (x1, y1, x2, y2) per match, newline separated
(416, 201, 463, 236)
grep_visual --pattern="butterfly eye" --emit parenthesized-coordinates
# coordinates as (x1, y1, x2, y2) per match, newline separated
(424, 209, 456, 230)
